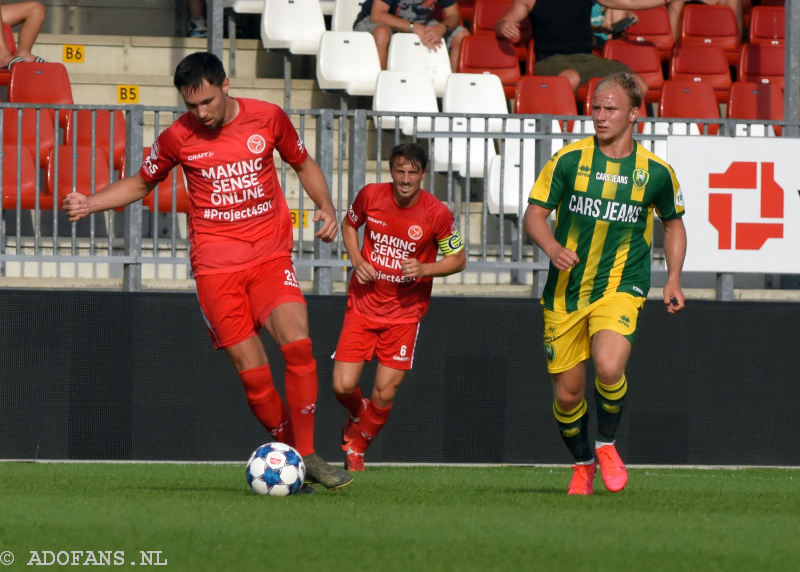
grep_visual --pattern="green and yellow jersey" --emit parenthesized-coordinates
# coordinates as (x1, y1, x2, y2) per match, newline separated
(529, 136, 685, 313)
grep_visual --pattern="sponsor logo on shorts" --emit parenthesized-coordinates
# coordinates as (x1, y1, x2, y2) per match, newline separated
(392, 355, 410, 362)
(544, 342, 555, 362)
(247, 134, 266, 154)
(618, 314, 631, 329)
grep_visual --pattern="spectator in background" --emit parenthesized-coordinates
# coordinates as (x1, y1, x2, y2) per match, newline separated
(187, 0, 207, 38)
(0, 1, 46, 68)
(591, 2, 637, 50)
(667, 0, 743, 42)
(495, 0, 673, 95)
(353, 0, 470, 71)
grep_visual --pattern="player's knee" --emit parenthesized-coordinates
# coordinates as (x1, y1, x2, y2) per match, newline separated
(594, 359, 625, 386)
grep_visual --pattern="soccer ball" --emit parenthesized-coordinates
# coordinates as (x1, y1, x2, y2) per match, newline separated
(245, 442, 306, 496)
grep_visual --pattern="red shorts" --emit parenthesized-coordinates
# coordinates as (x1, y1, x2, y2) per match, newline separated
(333, 310, 420, 371)
(195, 256, 306, 349)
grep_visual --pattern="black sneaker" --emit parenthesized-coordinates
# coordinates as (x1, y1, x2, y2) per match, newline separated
(303, 453, 354, 490)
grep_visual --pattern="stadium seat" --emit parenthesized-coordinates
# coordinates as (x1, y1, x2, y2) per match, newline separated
(44, 145, 112, 198)
(669, 43, 732, 104)
(727, 81, 783, 136)
(602, 40, 663, 104)
(457, 35, 521, 100)
(260, 0, 326, 55)
(316, 31, 382, 96)
(624, 6, 674, 62)
(432, 73, 507, 177)
(0, 144, 48, 210)
(471, 0, 531, 62)
(331, 0, 361, 31)
(749, 5, 784, 47)
(659, 79, 720, 135)
(679, 4, 742, 67)
(387, 33, 452, 97)
(486, 117, 546, 216)
(372, 70, 438, 135)
(738, 43, 784, 90)
(457, 0, 475, 24)
(515, 75, 577, 132)
(2, 107, 56, 165)
(8, 62, 74, 128)
(64, 109, 126, 174)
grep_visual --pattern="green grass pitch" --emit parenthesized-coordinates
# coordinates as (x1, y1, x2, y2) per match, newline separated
(1, 463, 798, 571)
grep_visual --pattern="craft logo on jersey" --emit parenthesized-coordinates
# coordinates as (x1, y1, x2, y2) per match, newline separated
(632, 168, 649, 190)
(247, 134, 266, 155)
(408, 225, 423, 240)
(707, 161, 784, 250)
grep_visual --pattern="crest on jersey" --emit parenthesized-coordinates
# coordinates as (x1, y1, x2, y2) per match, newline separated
(408, 225, 423, 240)
(633, 168, 649, 190)
(247, 134, 266, 155)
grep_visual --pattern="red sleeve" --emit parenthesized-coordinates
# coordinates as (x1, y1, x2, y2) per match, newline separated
(139, 123, 181, 184)
(345, 185, 371, 228)
(270, 106, 309, 167)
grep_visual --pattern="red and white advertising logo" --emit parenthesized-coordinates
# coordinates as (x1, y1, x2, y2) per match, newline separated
(667, 136, 799, 274)
(708, 161, 784, 250)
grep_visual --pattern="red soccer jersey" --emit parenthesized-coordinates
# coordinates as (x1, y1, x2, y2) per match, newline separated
(345, 182, 461, 323)
(139, 98, 308, 275)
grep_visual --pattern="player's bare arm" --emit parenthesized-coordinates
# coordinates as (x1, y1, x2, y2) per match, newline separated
(494, 0, 534, 40)
(401, 250, 466, 279)
(370, 0, 415, 33)
(523, 204, 579, 271)
(62, 173, 154, 223)
(293, 156, 338, 243)
(342, 221, 377, 284)
(661, 217, 687, 314)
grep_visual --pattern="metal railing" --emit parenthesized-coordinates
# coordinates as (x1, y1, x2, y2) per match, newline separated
(0, 102, 794, 298)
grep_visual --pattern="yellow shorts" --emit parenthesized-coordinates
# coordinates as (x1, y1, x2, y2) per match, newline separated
(542, 292, 645, 374)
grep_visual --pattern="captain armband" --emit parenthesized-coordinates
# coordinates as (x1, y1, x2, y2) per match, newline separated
(437, 230, 464, 256)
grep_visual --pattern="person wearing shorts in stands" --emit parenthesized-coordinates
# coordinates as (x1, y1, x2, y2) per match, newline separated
(523, 72, 687, 495)
(332, 143, 466, 472)
(495, 0, 675, 95)
(62, 51, 353, 492)
(353, 0, 470, 71)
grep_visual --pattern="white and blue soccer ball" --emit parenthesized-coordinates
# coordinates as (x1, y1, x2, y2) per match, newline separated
(245, 442, 306, 496)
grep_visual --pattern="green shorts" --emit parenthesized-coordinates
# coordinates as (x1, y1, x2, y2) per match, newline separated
(534, 53, 632, 85)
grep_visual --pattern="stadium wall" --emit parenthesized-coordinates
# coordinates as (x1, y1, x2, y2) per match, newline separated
(1, 290, 798, 466)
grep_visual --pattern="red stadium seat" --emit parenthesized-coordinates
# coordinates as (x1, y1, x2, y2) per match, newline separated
(727, 81, 783, 135)
(45, 145, 112, 198)
(624, 6, 674, 63)
(669, 43, 732, 104)
(457, 0, 475, 24)
(659, 79, 720, 134)
(0, 144, 51, 210)
(679, 4, 742, 67)
(8, 62, 74, 128)
(458, 35, 520, 99)
(738, 43, 784, 90)
(602, 39, 664, 104)
(2, 107, 56, 164)
(515, 75, 577, 131)
(749, 5, 785, 46)
(64, 109, 127, 174)
(140, 148, 191, 214)
(471, 0, 531, 63)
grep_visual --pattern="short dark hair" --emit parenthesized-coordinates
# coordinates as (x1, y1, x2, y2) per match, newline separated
(173, 52, 227, 92)
(389, 143, 428, 173)
(595, 71, 642, 111)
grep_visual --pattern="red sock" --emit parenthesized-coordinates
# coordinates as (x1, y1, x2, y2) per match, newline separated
(238, 365, 294, 446)
(349, 399, 393, 454)
(281, 338, 318, 456)
(336, 385, 364, 419)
